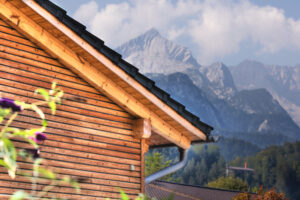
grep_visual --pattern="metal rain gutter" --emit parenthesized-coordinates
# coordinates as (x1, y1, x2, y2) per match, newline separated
(145, 148, 188, 184)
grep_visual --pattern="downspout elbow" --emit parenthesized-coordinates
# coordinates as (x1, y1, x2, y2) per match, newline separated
(145, 148, 189, 184)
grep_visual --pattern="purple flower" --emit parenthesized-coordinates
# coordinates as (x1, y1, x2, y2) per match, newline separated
(26, 148, 40, 159)
(35, 132, 47, 142)
(0, 98, 22, 112)
(28, 132, 47, 143)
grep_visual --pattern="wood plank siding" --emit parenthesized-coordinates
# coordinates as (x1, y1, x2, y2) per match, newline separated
(0, 17, 142, 199)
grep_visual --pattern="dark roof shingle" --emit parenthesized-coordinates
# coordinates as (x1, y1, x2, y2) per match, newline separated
(146, 181, 241, 200)
(34, 0, 214, 138)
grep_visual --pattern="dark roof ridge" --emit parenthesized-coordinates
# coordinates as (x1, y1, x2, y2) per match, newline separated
(34, 0, 213, 136)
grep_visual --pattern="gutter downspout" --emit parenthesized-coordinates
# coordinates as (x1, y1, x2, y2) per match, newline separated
(145, 136, 219, 184)
(145, 148, 188, 184)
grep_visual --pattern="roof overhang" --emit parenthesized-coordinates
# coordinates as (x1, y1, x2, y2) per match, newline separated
(0, 0, 213, 149)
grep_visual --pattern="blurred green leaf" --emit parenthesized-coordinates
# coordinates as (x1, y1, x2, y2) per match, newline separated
(51, 82, 57, 91)
(48, 101, 56, 115)
(1, 83, 71, 199)
(11, 130, 29, 138)
(28, 128, 42, 135)
(3, 138, 16, 161)
(31, 104, 45, 119)
(6, 127, 20, 134)
(71, 181, 80, 193)
(34, 158, 43, 169)
(0, 108, 11, 123)
(56, 90, 64, 99)
(55, 91, 64, 104)
(62, 176, 80, 193)
(0, 108, 11, 118)
(35, 88, 49, 101)
(18, 149, 27, 159)
(0, 159, 10, 168)
(119, 189, 129, 200)
(42, 119, 48, 127)
(10, 190, 30, 200)
(2, 138, 17, 178)
(62, 176, 70, 183)
(38, 167, 56, 180)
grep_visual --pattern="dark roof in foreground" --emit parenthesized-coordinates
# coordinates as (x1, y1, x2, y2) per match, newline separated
(146, 181, 241, 200)
(34, 0, 213, 138)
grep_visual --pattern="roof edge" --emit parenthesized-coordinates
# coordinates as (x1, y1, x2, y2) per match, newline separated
(31, 0, 213, 138)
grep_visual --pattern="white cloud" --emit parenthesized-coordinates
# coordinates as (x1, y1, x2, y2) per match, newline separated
(73, 0, 300, 64)
(73, 1, 98, 26)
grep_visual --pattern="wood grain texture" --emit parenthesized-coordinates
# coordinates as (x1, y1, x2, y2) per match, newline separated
(141, 139, 146, 194)
(0, 16, 142, 198)
(0, 0, 192, 149)
(21, 0, 206, 144)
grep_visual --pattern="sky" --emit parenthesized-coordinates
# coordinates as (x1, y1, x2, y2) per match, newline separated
(52, 0, 300, 66)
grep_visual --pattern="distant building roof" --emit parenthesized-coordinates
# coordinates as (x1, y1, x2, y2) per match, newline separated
(146, 181, 241, 200)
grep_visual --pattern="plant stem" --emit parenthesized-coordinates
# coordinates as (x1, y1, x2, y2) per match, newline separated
(31, 165, 38, 200)
(32, 101, 48, 106)
(0, 112, 18, 137)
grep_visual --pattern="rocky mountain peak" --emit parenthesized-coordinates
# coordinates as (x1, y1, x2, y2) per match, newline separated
(201, 62, 237, 99)
(230, 60, 300, 127)
(115, 28, 161, 58)
(142, 28, 160, 40)
(116, 28, 199, 74)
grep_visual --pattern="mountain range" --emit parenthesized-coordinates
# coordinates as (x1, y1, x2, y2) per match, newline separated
(230, 60, 300, 127)
(116, 29, 300, 151)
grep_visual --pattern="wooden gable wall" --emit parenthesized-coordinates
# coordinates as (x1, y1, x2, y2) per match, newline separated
(0, 17, 142, 199)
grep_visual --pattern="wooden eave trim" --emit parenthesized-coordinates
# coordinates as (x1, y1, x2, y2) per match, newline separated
(21, 0, 207, 142)
(0, 0, 191, 149)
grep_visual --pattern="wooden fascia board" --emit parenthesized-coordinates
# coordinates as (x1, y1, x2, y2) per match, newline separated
(22, 0, 207, 142)
(0, 0, 191, 149)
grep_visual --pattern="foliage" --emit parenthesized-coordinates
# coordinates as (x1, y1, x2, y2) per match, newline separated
(231, 142, 300, 199)
(0, 83, 79, 199)
(233, 186, 288, 200)
(149, 142, 299, 199)
(206, 176, 249, 191)
(114, 189, 174, 200)
(173, 144, 226, 185)
(146, 145, 226, 185)
(145, 151, 173, 181)
(217, 138, 261, 161)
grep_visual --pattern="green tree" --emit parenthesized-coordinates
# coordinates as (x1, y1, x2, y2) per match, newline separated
(175, 144, 225, 185)
(145, 152, 173, 181)
(231, 141, 300, 199)
(206, 176, 249, 191)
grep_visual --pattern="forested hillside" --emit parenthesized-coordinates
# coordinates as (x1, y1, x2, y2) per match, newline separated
(231, 142, 300, 199)
(147, 142, 300, 199)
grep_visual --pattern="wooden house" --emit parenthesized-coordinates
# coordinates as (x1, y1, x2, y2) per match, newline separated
(0, 0, 213, 199)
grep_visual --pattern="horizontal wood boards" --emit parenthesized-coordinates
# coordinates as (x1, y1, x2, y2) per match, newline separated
(0, 18, 141, 199)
